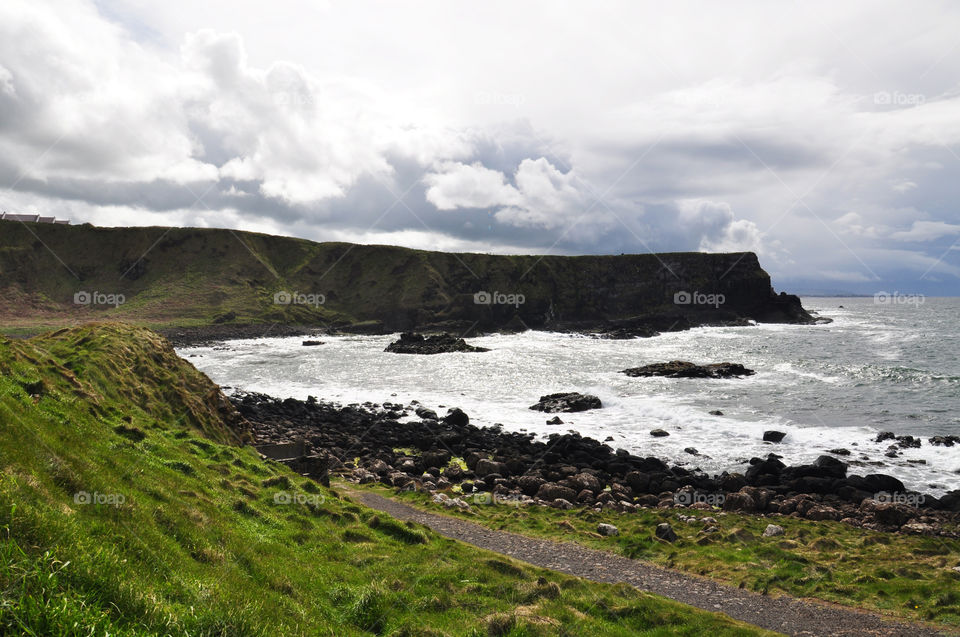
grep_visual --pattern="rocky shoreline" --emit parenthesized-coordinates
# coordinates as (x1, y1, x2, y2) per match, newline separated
(232, 392, 960, 537)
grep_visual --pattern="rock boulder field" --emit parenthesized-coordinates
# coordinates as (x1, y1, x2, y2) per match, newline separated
(621, 361, 756, 379)
(234, 392, 960, 537)
(385, 333, 490, 354)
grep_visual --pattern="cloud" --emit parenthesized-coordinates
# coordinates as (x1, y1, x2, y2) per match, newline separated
(2, 0, 960, 293)
(425, 157, 591, 230)
(890, 220, 960, 242)
(424, 161, 520, 210)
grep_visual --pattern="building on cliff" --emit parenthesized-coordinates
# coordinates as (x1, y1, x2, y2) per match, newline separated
(0, 212, 70, 224)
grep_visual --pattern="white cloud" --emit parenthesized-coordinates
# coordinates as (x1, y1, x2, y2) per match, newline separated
(424, 162, 520, 210)
(890, 220, 960, 242)
(2, 0, 960, 292)
(426, 157, 590, 230)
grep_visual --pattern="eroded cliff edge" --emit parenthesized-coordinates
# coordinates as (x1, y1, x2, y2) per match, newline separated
(0, 221, 814, 335)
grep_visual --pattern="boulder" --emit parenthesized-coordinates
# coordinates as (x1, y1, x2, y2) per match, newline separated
(475, 458, 508, 478)
(762, 524, 785, 537)
(536, 483, 578, 503)
(655, 523, 678, 542)
(517, 475, 546, 496)
(597, 523, 619, 537)
(385, 332, 489, 354)
(528, 392, 602, 413)
(569, 472, 603, 494)
(870, 503, 915, 527)
(422, 450, 452, 470)
(415, 406, 438, 420)
(650, 429, 670, 437)
(762, 430, 786, 443)
(621, 361, 755, 379)
(722, 491, 756, 513)
(443, 408, 470, 427)
(805, 506, 841, 521)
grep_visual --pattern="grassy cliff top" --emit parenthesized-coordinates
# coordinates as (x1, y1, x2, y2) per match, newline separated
(0, 221, 786, 335)
(0, 323, 771, 635)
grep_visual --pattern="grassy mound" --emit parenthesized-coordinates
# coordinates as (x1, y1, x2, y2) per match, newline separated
(0, 323, 771, 635)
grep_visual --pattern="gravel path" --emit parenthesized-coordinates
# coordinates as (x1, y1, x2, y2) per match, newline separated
(346, 489, 958, 637)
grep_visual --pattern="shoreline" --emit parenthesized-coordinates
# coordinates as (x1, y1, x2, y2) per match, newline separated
(232, 391, 960, 537)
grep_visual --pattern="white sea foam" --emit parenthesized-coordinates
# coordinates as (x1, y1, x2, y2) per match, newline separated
(180, 299, 960, 495)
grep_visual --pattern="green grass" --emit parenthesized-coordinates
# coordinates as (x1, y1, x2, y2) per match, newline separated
(0, 323, 775, 635)
(368, 486, 960, 629)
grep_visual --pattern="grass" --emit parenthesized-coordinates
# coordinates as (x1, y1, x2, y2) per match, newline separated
(0, 323, 775, 635)
(365, 484, 960, 629)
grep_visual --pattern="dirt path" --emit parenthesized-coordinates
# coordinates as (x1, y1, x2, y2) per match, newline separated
(345, 488, 958, 637)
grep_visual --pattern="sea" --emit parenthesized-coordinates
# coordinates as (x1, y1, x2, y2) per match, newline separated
(178, 297, 960, 495)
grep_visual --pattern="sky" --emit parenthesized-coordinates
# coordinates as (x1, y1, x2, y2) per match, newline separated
(1, 1, 959, 295)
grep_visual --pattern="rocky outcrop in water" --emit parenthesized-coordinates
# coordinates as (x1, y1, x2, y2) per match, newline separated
(528, 392, 602, 413)
(622, 361, 756, 379)
(385, 333, 490, 354)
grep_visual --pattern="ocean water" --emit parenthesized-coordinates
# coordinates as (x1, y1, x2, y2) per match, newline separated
(179, 297, 960, 495)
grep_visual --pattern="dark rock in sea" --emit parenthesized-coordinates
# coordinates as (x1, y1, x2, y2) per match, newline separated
(443, 408, 469, 427)
(650, 429, 670, 437)
(709, 409, 724, 416)
(528, 392, 602, 413)
(385, 332, 490, 354)
(302, 340, 324, 346)
(546, 416, 564, 425)
(415, 406, 438, 420)
(828, 448, 851, 456)
(745, 454, 786, 483)
(861, 473, 906, 494)
(684, 447, 699, 455)
(930, 435, 960, 447)
(894, 435, 921, 449)
(621, 361, 755, 379)
(763, 430, 786, 443)
(875, 431, 896, 443)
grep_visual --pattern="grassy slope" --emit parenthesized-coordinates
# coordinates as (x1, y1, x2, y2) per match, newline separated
(0, 222, 770, 334)
(0, 323, 773, 636)
(370, 486, 960, 629)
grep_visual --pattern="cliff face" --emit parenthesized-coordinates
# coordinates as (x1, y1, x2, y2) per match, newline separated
(0, 221, 812, 333)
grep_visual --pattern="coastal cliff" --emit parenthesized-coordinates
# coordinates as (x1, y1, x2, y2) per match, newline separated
(0, 221, 813, 334)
